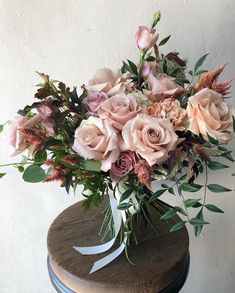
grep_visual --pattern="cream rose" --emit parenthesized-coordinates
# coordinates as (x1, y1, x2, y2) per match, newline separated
(72, 116, 119, 172)
(98, 94, 142, 130)
(186, 88, 233, 142)
(85, 68, 129, 96)
(122, 114, 179, 166)
(144, 73, 183, 102)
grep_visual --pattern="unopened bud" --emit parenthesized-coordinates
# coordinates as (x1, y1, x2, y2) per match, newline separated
(151, 11, 161, 28)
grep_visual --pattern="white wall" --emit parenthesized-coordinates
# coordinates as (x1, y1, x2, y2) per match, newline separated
(0, 0, 235, 292)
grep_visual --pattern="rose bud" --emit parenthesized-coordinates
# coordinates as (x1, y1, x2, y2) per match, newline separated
(135, 26, 159, 51)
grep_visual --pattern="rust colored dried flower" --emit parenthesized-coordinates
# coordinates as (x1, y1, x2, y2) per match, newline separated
(194, 64, 232, 95)
(43, 162, 67, 184)
(62, 155, 80, 165)
(133, 159, 152, 190)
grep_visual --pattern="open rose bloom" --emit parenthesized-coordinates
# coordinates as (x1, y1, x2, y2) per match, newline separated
(1, 11, 235, 272)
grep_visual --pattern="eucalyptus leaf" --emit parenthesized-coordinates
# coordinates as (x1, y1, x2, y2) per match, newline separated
(117, 202, 132, 210)
(207, 184, 231, 193)
(170, 221, 186, 232)
(194, 53, 209, 73)
(120, 189, 133, 203)
(159, 35, 171, 46)
(160, 209, 177, 220)
(189, 218, 209, 225)
(82, 160, 101, 172)
(0, 173, 6, 179)
(208, 161, 229, 170)
(184, 198, 201, 208)
(180, 182, 202, 192)
(205, 204, 224, 213)
(23, 165, 46, 183)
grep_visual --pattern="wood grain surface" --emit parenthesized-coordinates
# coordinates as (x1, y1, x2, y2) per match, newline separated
(47, 200, 189, 293)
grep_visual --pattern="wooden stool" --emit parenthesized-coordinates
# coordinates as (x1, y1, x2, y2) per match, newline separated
(47, 201, 190, 293)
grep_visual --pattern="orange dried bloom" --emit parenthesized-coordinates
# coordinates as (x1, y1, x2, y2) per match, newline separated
(194, 64, 232, 95)
(134, 159, 152, 190)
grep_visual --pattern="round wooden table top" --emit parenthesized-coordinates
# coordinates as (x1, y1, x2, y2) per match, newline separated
(47, 200, 189, 293)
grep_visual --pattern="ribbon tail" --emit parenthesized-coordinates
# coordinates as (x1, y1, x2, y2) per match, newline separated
(89, 242, 126, 274)
(73, 192, 122, 255)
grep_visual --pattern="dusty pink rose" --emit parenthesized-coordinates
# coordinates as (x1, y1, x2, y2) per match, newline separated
(37, 104, 53, 118)
(10, 114, 54, 156)
(85, 68, 129, 96)
(148, 98, 188, 131)
(98, 94, 142, 130)
(84, 91, 108, 115)
(186, 88, 234, 142)
(110, 150, 137, 182)
(144, 73, 182, 101)
(122, 114, 179, 166)
(72, 116, 119, 172)
(135, 26, 159, 51)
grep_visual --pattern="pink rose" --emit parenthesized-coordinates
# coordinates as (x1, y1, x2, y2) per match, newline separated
(85, 68, 129, 96)
(110, 151, 137, 182)
(83, 91, 108, 115)
(144, 73, 182, 101)
(98, 94, 142, 130)
(10, 114, 54, 156)
(72, 116, 119, 172)
(122, 114, 179, 166)
(148, 98, 188, 131)
(135, 26, 159, 51)
(186, 88, 234, 142)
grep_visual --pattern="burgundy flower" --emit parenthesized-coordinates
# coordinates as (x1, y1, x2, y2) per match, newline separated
(84, 91, 108, 115)
(110, 151, 137, 182)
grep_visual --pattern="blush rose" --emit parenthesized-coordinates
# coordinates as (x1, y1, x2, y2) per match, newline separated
(186, 88, 234, 142)
(98, 93, 142, 130)
(72, 116, 119, 172)
(122, 114, 179, 166)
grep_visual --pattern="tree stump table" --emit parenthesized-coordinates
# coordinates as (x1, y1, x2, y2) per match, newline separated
(47, 200, 190, 293)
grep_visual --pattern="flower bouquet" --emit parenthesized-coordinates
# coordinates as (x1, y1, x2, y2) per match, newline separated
(1, 11, 234, 273)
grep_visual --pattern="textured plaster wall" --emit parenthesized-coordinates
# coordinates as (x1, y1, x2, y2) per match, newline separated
(0, 0, 235, 292)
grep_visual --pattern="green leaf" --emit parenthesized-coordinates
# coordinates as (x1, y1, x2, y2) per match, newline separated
(194, 69, 208, 76)
(148, 189, 167, 203)
(233, 116, 235, 132)
(180, 182, 202, 192)
(145, 55, 155, 62)
(160, 209, 177, 220)
(232, 173, 235, 176)
(207, 184, 231, 193)
(208, 161, 229, 170)
(168, 187, 175, 195)
(23, 165, 46, 183)
(184, 198, 201, 208)
(17, 166, 24, 173)
(117, 202, 132, 210)
(82, 160, 101, 172)
(194, 53, 209, 73)
(0, 172, 6, 179)
(207, 133, 218, 145)
(170, 221, 186, 232)
(0, 124, 4, 133)
(127, 59, 138, 75)
(189, 218, 209, 225)
(159, 35, 171, 46)
(34, 149, 47, 163)
(193, 210, 204, 237)
(205, 204, 224, 213)
(120, 189, 133, 203)
(175, 206, 187, 216)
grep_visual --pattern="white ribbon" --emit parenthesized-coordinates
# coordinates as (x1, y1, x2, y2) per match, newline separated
(73, 184, 139, 274)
